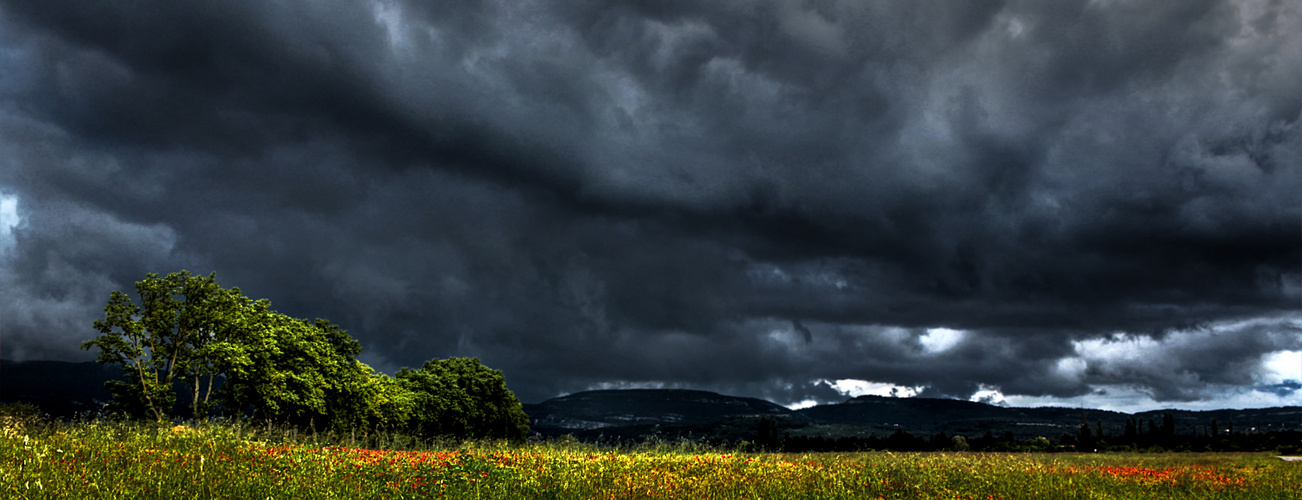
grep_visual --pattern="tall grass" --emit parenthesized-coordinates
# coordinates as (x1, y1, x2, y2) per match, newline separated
(2, 413, 1298, 499)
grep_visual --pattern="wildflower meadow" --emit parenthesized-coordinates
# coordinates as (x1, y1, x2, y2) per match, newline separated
(2, 416, 1299, 499)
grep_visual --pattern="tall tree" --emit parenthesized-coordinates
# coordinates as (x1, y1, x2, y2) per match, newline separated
(1078, 422, 1093, 448)
(84, 271, 376, 426)
(83, 271, 241, 420)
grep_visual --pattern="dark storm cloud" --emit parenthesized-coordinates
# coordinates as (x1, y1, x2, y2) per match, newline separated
(0, 0, 1297, 407)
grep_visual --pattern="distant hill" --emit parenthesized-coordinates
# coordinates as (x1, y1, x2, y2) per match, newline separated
(523, 389, 803, 442)
(0, 359, 125, 417)
(798, 395, 1131, 438)
(525, 389, 793, 428)
(794, 395, 1298, 439)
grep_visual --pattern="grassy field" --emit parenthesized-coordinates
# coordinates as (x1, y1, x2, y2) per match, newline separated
(2, 417, 1299, 499)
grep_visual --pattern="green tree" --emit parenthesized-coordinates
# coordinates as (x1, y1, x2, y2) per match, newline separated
(1059, 432, 1077, 447)
(82, 271, 243, 420)
(210, 308, 368, 428)
(950, 435, 970, 452)
(332, 365, 416, 431)
(84, 271, 384, 429)
(397, 358, 530, 440)
(1078, 422, 1093, 448)
(755, 416, 781, 451)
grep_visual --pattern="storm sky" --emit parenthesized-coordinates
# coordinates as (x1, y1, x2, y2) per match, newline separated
(0, 0, 1298, 411)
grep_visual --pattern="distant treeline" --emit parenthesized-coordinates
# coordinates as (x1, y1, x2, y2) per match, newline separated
(778, 429, 1302, 454)
(756, 416, 1302, 454)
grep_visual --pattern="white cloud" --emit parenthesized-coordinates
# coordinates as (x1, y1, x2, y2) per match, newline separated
(1054, 356, 1087, 381)
(0, 191, 18, 253)
(1261, 350, 1301, 384)
(919, 327, 966, 354)
(1072, 332, 1163, 365)
(969, 385, 1008, 406)
(785, 399, 819, 410)
(826, 378, 922, 398)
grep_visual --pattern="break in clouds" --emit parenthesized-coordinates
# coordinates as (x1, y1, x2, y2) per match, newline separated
(0, 0, 1298, 411)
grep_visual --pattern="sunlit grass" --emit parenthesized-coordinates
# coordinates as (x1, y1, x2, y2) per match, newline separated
(2, 416, 1298, 499)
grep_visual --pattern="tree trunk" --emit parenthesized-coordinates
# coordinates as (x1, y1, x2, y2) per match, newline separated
(204, 373, 215, 404)
(192, 376, 201, 416)
(135, 362, 164, 421)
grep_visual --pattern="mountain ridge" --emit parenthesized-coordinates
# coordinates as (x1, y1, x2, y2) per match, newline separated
(525, 389, 1301, 442)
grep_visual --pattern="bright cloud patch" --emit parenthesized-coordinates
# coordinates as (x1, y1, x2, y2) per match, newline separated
(0, 192, 20, 253)
(1260, 350, 1300, 384)
(785, 399, 820, 410)
(1072, 333, 1161, 365)
(919, 327, 966, 354)
(1054, 357, 1088, 381)
(969, 385, 1008, 406)
(825, 378, 922, 398)
(1001, 316, 1302, 409)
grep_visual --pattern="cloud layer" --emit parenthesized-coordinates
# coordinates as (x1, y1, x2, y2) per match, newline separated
(0, 0, 1297, 408)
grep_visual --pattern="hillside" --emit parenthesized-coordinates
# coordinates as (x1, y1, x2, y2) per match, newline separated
(523, 389, 803, 443)
(0, 359, 124, 417)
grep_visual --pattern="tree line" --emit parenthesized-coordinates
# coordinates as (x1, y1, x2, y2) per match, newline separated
(81, 271, 530, 441)
(762, 415, 1302, 454)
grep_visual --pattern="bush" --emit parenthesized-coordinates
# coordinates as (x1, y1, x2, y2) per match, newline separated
(0, 402, 42, 421)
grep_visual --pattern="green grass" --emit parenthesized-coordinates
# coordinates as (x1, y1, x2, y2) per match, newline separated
(2, 417, 1299, 499)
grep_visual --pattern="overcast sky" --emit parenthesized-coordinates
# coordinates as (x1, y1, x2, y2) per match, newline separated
(0, 0, 1298, 411)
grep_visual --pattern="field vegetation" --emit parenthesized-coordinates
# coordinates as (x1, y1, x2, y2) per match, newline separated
(3, 409, 1299, 500)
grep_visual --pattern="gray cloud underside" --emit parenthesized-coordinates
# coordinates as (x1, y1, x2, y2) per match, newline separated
(0, 0, 1297, 406)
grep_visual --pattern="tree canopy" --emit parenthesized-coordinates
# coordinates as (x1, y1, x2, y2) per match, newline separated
(398, 358, 531, 440)
(83, 271, 241, 420)
(83, 270, 530, 440)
